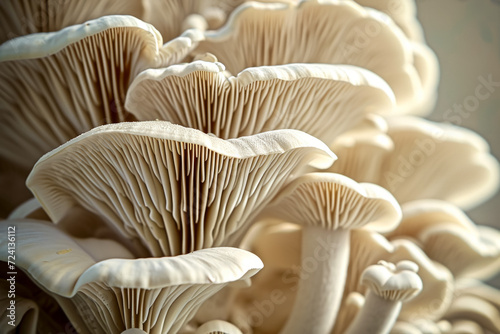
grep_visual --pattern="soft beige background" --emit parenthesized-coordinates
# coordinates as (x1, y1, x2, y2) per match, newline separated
(416, 0, 500, 227)
(416, 0, 500, 287)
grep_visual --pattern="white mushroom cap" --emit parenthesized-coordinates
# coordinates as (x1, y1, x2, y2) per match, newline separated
(0, 1, 147, 43)
(388, 199, 477, 240)
(0, 16, 203, 217)
(419, 224, 500, 279)
(27, 121, 336, 256)
(264, 172, 402, 233)
(195, 0, 422, 112)
(444, 295, 500, 334)
(125, 61, 395, 142)
(361, 260, 423, 301)
(380, 116, 500, 209)
(195, 320, 243, 334)
(0, 220, 263, 334)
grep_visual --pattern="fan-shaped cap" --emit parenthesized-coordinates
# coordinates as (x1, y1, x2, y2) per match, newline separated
(0, 16, 203, 217)
(360, 260, 423, 301)
(388, 199, 477, 240)
(195, 320, 243, 334)
(195, 0, 422, 111)
(125, 61, 395, 142)
(0, 0, 147, 43)
(419, 224, 500, 279)
(263, 172, 401, 233)
(0, 220, 263, 334)
(380, 116, 500, 209)
(27, 121, 336, 256)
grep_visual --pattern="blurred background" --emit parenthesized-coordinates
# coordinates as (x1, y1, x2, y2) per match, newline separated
(416, 0, 500, 228)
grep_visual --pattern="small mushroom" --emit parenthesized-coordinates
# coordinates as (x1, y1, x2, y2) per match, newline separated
(345, 260, 423, 334)
(262, 172, 401, 334)
(194, 0, 422, 112)
(195, 320, 243, 334)
(27, 121, 336, 257)
(125, 61, 395, 142)
(0, 219, 263, 334)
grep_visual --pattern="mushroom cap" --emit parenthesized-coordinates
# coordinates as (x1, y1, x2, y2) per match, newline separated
(354, 0, 425, 42)
(125, 61, 395, 142)
(342, 229, 454, 322)
(361, 260, 423, 301)
(327, 117, 394, 183)
(27, 121, 336, 256)
(388, 199, 477, 240)
(263, 172, 401, 233)
(195, 0, 422, 111)
(419, 224, 500, 279)
(0, 0, 146, 43)
(380, 116, 500, 209)
(195, 320, 243, 334)
(444, 295, 500, 334)
(0, 15, 202, 217)
(0, 220, 263, 334)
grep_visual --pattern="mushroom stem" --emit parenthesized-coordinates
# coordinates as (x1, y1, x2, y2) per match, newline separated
(344, 290, 402, 334)
(279, 226, 350, 334)
(121, 329, 148, 334)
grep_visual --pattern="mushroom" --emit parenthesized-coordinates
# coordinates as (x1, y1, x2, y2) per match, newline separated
(418, 224, 500, 279)
(443, 294, 500, 334)
(0, 0, 146, 43)
(344, 260, 423, 334)
(0, 280, 38, 334)
(27, 121, 336, 257)
(262, 172, 402, 334)
(194, 0, 422, 112)
(380, 116, 500, 209)
(0, 15, 203, 217)
(388, 200, 500, 279)
(0, 219, 264, 334)
(326, 114, 394, 182)
(195, 320, 243, 334)
(125, 61, 395, 142)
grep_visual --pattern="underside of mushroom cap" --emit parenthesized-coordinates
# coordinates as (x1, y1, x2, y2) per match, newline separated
(0, 220, 263, 334)
(0, 0, 146, 43)
(263, 172, 401, 233)
(27, 121, 336, 257)
(195, 0, 422, 111)
(125, 61, 395, 142)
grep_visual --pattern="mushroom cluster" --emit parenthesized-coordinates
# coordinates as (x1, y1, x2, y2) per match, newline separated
(0, 1, 499, 333)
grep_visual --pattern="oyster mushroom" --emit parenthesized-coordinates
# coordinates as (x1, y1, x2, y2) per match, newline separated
(0, 0, 146, 43)
(345, 260, 423, 334)
(195, 320, 243, 334)
(194, 0, 422, 112)
(0, 15, 202, 217)
(262, 172, 401, 334)
(27, 121, 336, 257)
(0, 220, 263, 334)
(380, 116, 500, 209)
(125, 61, 395, 142)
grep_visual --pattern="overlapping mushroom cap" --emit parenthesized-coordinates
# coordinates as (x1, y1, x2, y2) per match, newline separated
(0, 15, 202, 217)
(194, 0, 422, 112)
(125, 61, 395, 141)
(27, 121, 336, 257)
(0, 0, 146, 43)
(0, 220, 263, 334)
(326, 116, 500, 209)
